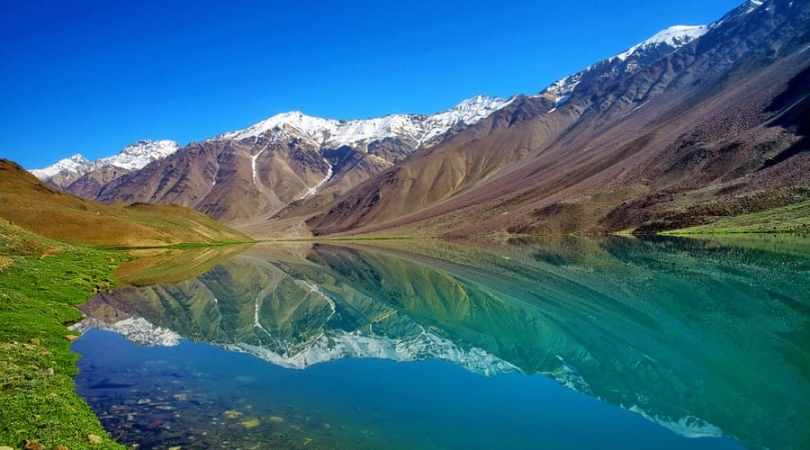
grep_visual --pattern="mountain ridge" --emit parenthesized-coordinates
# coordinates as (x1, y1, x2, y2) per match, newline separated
(32, 140, 179, 193)
(214, 94, 512, 148)
(303, 0, 810, 238)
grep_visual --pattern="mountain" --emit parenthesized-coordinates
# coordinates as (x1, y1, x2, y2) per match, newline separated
(303, 0, 810, 237)
(77, 95, 510, 232)
(0, 159, 248, 247)
(31, 140, 179, 193)
(29, 154, 94, 189)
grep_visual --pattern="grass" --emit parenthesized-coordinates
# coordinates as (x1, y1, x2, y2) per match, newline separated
(664, 200, 810, 235)
(0, 220, 126, 449)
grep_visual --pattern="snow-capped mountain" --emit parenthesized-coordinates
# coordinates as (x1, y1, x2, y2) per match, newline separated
(31, 139, 179, 189)
(29, 154, 95, 188)
(540, 24, 709, 106)
(91, 95, 513, 226)
(613, 25, 708, 61)
(215, 95, 512, 148)
(97, 139, 179, 171)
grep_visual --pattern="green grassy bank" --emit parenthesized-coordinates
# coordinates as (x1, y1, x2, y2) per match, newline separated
(664, 200, 810, 235)
(0, 220, 126, 450)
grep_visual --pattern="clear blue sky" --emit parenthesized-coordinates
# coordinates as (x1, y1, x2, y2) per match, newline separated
(1, 0, 741, 168)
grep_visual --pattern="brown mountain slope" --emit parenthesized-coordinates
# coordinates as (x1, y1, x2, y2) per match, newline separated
(91, 129, 398, 232)
(94, 134, 330, 226)
(80, 98, 508, 233)
(0, 160, 249, 247)
(67, 164, 133, 199)
(305, 0, 810, 237)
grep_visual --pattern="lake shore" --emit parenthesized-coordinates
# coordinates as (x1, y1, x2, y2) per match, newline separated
(0, 220, 127, 449)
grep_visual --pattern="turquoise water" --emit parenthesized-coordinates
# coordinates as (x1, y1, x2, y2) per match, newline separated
(72, 236, 810, 449)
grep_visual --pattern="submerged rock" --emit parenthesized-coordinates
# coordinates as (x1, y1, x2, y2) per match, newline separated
(241, 417, 261, 429)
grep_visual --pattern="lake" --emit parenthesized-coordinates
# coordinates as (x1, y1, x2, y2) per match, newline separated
(71, 236, 810, 449)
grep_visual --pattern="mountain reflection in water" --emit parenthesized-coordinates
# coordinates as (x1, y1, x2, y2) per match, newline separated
(73, 236, 810, 450)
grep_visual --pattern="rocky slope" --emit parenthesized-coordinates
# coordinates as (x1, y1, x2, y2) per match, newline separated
(304, 0, 810, 237)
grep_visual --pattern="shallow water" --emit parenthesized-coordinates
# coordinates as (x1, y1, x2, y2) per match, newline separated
(72, 236, 810, 449)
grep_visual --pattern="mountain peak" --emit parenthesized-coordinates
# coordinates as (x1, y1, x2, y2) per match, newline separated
(447, 95, 512, 116)
(539, 23, 708, 106)
(67, 153, 89, 163)
(711, 0, 767, 28)
(30, 153, 93, 181)
(454, 95, 502, 108)
(614, 24, 707, 61)
(217, 111, 338, 143)
(101, 139, 179, 170)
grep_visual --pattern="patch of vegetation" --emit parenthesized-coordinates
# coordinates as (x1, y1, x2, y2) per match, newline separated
(665, 200, 810, 235)
(0, 220, 126, 449)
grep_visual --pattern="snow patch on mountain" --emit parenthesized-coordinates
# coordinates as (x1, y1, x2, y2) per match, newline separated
(542, 73, 584, 106)
(216, 95, 511, 148)
(297, 159, 334, 200)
